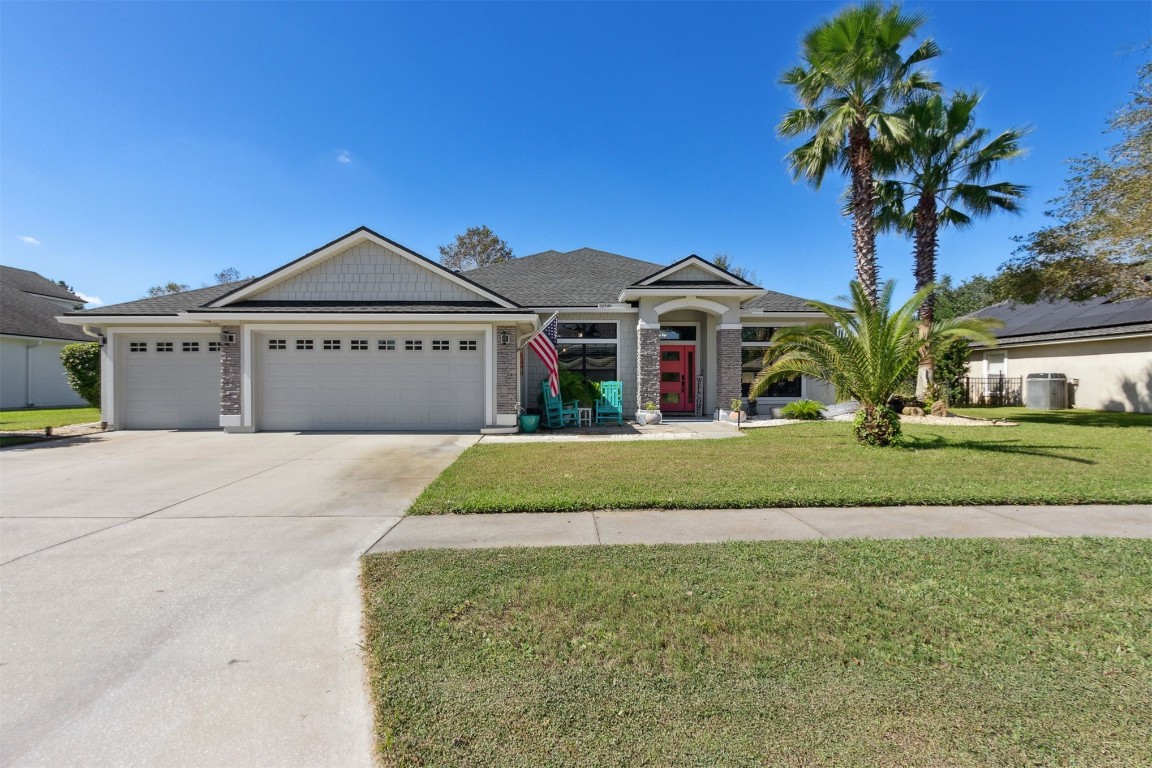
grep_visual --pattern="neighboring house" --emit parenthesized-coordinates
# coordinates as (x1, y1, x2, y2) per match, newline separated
(1, 266, 90, 409)
(59, 227, 834, 432)
(968, 295, 1152, 413)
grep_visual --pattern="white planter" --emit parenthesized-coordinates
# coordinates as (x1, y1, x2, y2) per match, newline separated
(635, 410, 662, 425)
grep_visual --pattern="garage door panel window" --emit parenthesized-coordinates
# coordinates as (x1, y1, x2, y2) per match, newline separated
(323, 339, 341, 350)
(295, 339, 313, 351)
(268, 339, 287, 350)
(182, 341, 200, 353)
(432, 339, 450, 351)
(130, 342, 147, 353)
(351, 339, 368, 351)
(208, 341, 221, 352)
(459, 340, 478, 352)
(157, 342, 174, 353)
(405, 340, 422, 351)
(378, 340, 396, 351)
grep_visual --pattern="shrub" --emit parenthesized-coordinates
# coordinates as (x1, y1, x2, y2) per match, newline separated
(853, 405, 902, 447)
(558, 368, 598, 408)
(60, 342, 101, 408)
(780, 399, 824, 420)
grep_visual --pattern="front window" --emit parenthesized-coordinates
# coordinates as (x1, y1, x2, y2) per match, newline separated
(558, 342, 618, 382)
(741, 327, 800, 398)
(558, 322, 617, 340)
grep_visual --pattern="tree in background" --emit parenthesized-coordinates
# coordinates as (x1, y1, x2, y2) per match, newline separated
(438, 226, 514, 271)
(1001, 61, 1151, 301)
(60, 342, 101, 409)
(749, 280, 999, 446)
(778, 2, 940, 306)
(712, 253, 758, 283)
(932, 273, 1003, 320)
(144, 267, 245, 297)
(873, 90, 1028, 395)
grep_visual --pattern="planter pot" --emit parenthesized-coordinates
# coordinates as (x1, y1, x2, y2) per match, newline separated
(728, 411, 744, 423)
(635, 410, 662, 425)
(519, 414, 540, 433)
(770, 407, 785, 418)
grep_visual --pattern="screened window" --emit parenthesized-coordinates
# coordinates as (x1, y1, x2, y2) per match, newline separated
(557, 322, 617, 340)
(558, 343, 617, 383)
(268, 339, 287, 350)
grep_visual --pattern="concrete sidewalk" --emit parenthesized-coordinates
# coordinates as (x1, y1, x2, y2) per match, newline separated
(368, 504, 1152, 553)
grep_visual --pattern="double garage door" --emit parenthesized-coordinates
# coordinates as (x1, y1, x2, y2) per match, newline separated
(256, 332, 485, 431)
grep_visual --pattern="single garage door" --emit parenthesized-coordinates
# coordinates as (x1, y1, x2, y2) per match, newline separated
(257, 332, 485, 431)
(120, 335, 221, 429)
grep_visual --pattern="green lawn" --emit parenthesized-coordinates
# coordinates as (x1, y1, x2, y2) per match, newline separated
(362, 538, 1152, 767)
(410, 408, 1152, 513)
(0, 406, 100, 431)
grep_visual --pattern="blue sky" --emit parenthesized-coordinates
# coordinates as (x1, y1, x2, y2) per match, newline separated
(2, 1, 1147, 307)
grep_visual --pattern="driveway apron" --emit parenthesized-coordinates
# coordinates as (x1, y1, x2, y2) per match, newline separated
(0, 430, 475, 768)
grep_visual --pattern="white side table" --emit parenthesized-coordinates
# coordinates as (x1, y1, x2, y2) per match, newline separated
(578, 407, 592, 427)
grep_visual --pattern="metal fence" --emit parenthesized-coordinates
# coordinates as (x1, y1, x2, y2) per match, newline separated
(955, 376, 1023, 407)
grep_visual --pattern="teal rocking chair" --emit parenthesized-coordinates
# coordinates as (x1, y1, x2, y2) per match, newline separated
(595, 380, 624, 425)
(541, 380, 579, 428)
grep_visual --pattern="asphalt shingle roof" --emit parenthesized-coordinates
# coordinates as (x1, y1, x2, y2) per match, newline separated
(464, 249, 663, 306)
(1, 279, 90, 342)
(185, 301, 533, 314)
(0, 266, 83, 303)
(740, 289, 827, 313)
(970, 295, 1152, 339)
(68, 281, 254, 316)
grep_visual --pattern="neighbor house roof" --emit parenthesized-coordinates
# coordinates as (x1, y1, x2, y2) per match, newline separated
(0, 267, 90, 341)
(969, 295, 1152, 346)
(0, 265, 83, 303)
(465, 248, 664, 306)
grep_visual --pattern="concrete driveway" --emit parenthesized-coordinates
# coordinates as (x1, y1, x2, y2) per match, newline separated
(0, 430, 477, 768)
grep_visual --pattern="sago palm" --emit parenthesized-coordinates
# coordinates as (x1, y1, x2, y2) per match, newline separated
(874, 90, 1028, 394)
(748, 280, 1000, 446)
(779, 2, 940, 306)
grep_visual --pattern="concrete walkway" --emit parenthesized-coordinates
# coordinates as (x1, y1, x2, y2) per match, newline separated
(368, 504, 1152, 552)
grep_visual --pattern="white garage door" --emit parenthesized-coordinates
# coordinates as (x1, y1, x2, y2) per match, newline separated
(256, 332, 486, 431)
(120, 335, 221, 429)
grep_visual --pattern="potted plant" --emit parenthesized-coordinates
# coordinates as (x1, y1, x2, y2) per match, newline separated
(635, 401, 662, 425)
(518, 404, 540, 433)
(728, 398, 745, 423)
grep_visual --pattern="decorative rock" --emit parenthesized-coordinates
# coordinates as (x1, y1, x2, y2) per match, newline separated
(930, 400, 949, 417)
(902, 406, 925, 417)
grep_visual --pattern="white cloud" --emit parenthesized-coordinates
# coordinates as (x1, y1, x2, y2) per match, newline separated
(18, 235, 41, 245)
(336, 149, 352, 164)
(76, 292, 104, 306)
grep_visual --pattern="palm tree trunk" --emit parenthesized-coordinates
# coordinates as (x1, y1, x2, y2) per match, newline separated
(913, 191, 938, 399)
(848, 122, 879, 307)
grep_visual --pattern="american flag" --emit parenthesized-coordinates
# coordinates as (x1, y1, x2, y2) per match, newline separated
(528, 314, 560, 397)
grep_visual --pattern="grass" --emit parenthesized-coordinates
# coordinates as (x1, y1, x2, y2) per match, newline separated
(409, 408, 1152, 513)
(362, 538, 1152, 767)
(0, 406, 100, 431)
(0, 406, 100, 447)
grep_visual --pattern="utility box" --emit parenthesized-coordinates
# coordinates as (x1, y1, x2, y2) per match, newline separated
(1026, 373, 1068, 410)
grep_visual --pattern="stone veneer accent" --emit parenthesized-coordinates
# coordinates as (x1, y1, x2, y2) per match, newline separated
(220, 325, 241, 416)
(636, 327, 661, 409)
(495, 325, 518, 416)
(716, 328, 742, 406)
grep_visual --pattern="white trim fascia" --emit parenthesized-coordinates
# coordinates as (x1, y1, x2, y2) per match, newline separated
(531, 305, 637, 314)
(653, 297, 731, 317)
(242, 321, 503, 333)
(102, 330, 117, 426)
(484, 327, 494, 426)
(58, 315, 209, 326)
(205, 230, 520, 309)
(101, 326, 223, 335)
(739, 311, 828, 319)
(635, 256, 752, 287)
(178, 312, 536, 324)
(619, 288, 762, 302)
(242, 325, 254, 428)
(717, 323, 744, 330)
(970, 330, 1152, 350)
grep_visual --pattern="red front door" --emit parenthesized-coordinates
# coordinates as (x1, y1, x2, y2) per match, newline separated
(659, 345, 695, 413)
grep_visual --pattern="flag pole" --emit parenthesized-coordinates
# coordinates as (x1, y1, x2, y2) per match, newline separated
(518, 312, 558, 351)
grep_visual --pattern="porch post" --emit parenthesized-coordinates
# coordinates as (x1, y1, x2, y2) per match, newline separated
(716, 326, 742, 408)
(636, 324, 661, 410)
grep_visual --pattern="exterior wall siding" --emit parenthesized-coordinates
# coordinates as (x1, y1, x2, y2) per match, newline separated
(0, 337, 86, 409)
(654, 264, 720, 283)
(220, 325, 241, 416)
(496, 325, 518, 417)
(970, 336, 1152, 412)
(252, 241, 480, 303)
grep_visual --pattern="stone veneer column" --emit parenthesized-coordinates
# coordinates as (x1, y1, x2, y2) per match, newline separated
(495, 325, 518, 423)
(636, 326, 661, 410)
(716, 327, 743, 407)
(220, 325, 241, 420)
